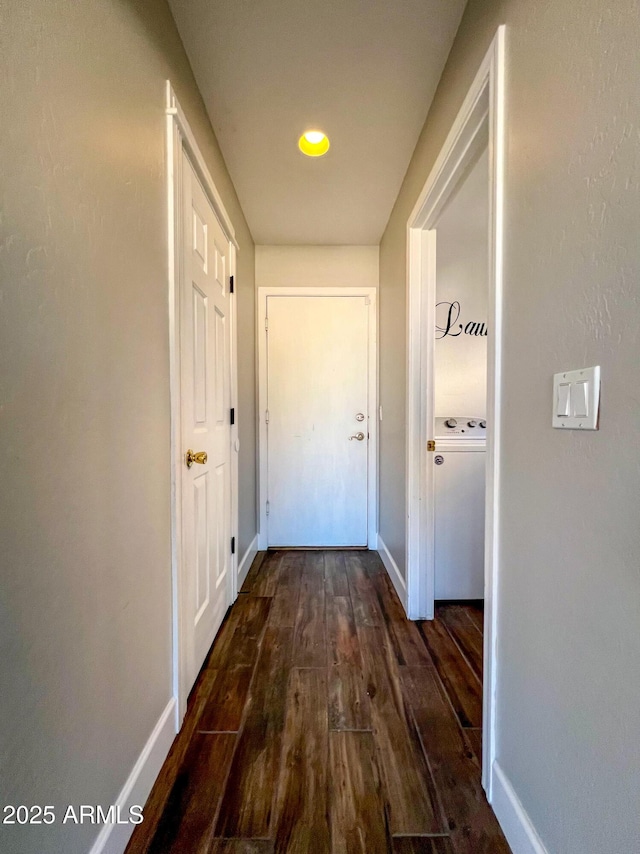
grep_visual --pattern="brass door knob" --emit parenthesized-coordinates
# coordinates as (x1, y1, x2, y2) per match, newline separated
(185, 449, 207, 468)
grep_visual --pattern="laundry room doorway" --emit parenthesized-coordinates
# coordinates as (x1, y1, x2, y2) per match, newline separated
(432, 147, 489, 603)
(405, 29, 505, 794)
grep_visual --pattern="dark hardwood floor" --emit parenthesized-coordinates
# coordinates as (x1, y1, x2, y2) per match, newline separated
(126, 550, 510, 854)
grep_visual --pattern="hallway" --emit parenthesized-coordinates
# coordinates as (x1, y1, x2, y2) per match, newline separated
(126, 551, 509, 854)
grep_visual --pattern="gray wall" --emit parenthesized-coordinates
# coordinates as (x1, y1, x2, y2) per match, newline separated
(379, 0, 640, 851)
(0, 1, 256, 852)
(255, 245, 379, 290)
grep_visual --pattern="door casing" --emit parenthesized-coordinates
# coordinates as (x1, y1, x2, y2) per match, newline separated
(257, 287, 378, 550)
(405, 28, 505, 795)
(166, 82, 239, 725)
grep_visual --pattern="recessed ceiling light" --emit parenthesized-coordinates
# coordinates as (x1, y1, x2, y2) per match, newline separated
(298, 130, 330, 157)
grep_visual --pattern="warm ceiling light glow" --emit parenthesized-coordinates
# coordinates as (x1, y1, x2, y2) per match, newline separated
(298, 130, 330, 157)
(304, 131, 325, 144)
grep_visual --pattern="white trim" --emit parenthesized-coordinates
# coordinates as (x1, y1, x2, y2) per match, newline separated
(88, 699, 177, 854)
(405, 28, 505, 795)
(405, 226, 436, 621)
(237, 534, 259, 590)
(166, 84, 186, 724)
(166, 84, 238, 249)
(376, 535, 407, 610)
(257, 286, 378, 550)
(483, 25, 506, 797)
(490, 762, 549, 854)
(229, 242, 239, 600)
(166, 82, 239, 723)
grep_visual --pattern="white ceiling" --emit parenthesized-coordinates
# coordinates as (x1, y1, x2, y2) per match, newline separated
(167, 0, 467, 245)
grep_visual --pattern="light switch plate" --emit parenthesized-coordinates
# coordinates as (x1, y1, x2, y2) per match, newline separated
(552, 366, 600, 430)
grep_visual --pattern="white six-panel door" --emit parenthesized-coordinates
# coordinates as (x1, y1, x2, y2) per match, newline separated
(181, 152, 231, 691)
(265, 294, 370, 547)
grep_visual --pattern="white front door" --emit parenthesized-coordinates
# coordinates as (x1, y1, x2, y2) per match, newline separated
(180, 151, 232, 691)
(265, 294, 370, 546)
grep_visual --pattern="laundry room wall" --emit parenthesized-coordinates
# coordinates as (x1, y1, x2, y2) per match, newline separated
(434, 148, 489, 417)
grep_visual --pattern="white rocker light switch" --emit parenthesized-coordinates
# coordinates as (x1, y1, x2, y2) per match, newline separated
(552, 366, 600, 430)
(571, 381, 589, 418)
(556, 383, 571, 417)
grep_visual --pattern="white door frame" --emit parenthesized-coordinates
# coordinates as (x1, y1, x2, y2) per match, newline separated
(257, 287, 378, 550)
(166, 82, 240, 725)
(405, 28, 505, 795)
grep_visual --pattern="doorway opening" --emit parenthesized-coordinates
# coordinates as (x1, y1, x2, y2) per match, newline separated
(405, 28, 505, 796)
(433, 146, 489, 604)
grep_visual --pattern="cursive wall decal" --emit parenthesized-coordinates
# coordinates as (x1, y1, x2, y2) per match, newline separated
(436, 301, 488, 339)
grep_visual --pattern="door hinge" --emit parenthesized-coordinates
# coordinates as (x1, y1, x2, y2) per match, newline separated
(265, 316, 269, 331)
(229, 275, 234, 294)
(266, 500, 270, 516)
(231, 536, 235, 555)
(230, 407, 235, 425)
(427, 440, 436, 452)
(265, 409, 270, 424)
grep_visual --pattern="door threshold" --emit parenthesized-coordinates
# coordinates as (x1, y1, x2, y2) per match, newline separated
(267, 545, 369, 551)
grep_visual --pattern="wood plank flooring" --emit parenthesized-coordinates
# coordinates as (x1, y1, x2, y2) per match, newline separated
(126, 551, 510, 854)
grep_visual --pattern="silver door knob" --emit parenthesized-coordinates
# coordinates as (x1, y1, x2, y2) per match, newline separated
(349, 432, 365, 441)
(355, 413, 365, 422)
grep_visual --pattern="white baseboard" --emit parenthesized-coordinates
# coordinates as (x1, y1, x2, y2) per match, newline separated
(376, 534, 408, 612)
(88, 698, 177, 854)
(490, 761, 548, 854)
(237, 534, 258, 590)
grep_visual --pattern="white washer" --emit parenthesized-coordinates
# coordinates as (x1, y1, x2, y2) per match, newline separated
(434, 417, 486, 600)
